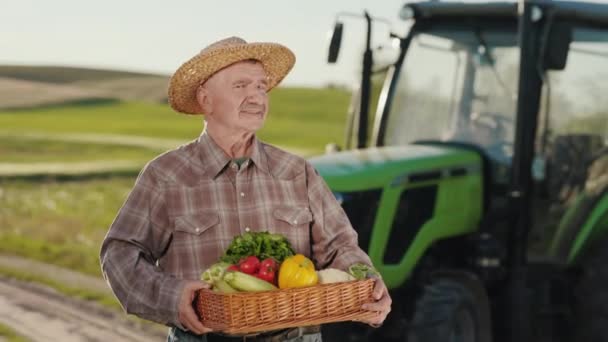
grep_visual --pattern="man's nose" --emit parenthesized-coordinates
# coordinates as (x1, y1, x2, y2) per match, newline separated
(246, 89, 265, 104)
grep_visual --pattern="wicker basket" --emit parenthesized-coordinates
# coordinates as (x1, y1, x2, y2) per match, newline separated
(196, 278, 378, 334)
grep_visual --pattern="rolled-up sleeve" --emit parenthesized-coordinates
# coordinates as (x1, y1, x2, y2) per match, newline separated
(100, 163, 185, 327)
(306, 162, 373, 271)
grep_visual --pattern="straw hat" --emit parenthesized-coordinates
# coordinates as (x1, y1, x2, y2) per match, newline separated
(168, 36, 296, 115)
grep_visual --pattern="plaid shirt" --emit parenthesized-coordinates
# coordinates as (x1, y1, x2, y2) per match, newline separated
(100, 132, 372, 327)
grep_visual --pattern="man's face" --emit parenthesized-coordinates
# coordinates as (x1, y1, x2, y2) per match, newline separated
(200, 61, 269, 135)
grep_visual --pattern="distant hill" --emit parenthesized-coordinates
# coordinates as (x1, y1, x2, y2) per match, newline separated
(0, 65, 170, 109)
(0, 77, 114, 110)
(0, 65, 166, 84)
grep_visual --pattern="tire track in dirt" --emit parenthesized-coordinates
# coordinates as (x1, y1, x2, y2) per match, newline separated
(0, 277, 167, 342)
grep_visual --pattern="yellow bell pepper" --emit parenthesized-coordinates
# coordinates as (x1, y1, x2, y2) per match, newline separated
(278, 254, 318, 289)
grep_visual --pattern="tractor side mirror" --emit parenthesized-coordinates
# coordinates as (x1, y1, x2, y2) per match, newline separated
(328, 22, 344, 64)
(544, 22, 572, 70)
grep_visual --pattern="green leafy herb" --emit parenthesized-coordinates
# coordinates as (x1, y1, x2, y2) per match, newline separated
(220, 231, 295, 264)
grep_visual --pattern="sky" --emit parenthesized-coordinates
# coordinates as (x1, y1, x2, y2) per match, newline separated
(2, 0, 411, 87)
(4, 0, 607, 88)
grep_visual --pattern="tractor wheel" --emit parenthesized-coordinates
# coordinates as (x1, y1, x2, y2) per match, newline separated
(572, 238, 608, 342)
(408, 274, 492, 342)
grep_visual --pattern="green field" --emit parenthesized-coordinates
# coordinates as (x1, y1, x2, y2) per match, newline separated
(0, 87, 350, 155)
(0, 136, 160, 163)
(0, 64, 351, 298)
(0, 178, 134, 276)
(0, 85, 351, 283)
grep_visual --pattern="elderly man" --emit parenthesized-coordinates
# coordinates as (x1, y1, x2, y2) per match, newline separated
(100, 37, 391, 342)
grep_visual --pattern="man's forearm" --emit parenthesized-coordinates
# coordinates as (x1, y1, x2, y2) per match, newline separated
(101, 239, 185, 327)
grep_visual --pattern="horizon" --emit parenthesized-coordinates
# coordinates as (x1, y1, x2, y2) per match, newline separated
(4, 0, 606, 88)
(3, 0, 411, 88)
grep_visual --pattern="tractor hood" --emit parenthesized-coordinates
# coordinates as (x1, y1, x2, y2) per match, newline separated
(309, 144, 482, 191)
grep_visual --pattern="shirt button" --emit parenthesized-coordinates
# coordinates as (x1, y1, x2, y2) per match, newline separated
(195, 228, 200, 233)
(293, 220, 298, 225)
(240, 192, 245, 197)
(231, 164, 237, 169)
(245, 227, 250, 232)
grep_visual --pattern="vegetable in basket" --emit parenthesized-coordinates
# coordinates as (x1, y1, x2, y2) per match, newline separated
(223, 271, 278, 292)
(225, 256, 278, 285)
(200, 262, 231, 285)
(220, 231, 295, 264)
(316, 268, 356, 284)
(213, 279, 239, 293)
(278, 254, 318, 289)
(256, 257, 278, 284)
(237, 255, 260, 275)
(348, 263, 381, 280)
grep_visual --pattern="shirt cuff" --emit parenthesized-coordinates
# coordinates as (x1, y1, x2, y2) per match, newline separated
(166, 277, 188, 329)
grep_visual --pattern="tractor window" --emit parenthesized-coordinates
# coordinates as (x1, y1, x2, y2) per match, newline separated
(532, 26, 608, 254)
(539, 26, 608, 205)
(541, 28, 608, 141)
(384, 29, 519, 168)
(384, 33, 463, 146)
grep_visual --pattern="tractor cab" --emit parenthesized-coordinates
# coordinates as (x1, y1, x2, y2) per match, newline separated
(319, 1, 608, 341)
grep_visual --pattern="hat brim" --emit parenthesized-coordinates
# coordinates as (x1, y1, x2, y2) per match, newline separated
(168, 43, 295, 115)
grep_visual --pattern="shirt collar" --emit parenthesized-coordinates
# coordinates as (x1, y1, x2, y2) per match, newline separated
(197, 131, 271, 179)
(249, 136, 271, 175)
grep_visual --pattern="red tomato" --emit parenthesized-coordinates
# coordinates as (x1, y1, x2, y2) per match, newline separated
(227, 265, 239, 272)
(238, 256, 260, 274)
(257, 267, 276, 284)
(260, 258, 278, 271)
(257, 258, 278, 284)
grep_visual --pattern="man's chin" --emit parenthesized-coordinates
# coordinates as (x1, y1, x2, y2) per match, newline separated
(239, 120, 265, 132)
(239, 113, 266, 124)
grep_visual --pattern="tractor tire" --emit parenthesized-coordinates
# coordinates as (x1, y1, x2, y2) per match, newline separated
(408, 274, 492, 342)
(573, 238, 608, 342)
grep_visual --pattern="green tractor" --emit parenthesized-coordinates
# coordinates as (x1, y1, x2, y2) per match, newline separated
(314, 1, 608, 341)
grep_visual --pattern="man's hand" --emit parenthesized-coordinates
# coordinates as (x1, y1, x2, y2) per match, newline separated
(360, 278, 392, 327)
(178, 280, 213, 335)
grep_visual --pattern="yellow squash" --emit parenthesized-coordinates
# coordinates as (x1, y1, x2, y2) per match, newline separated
(278, 254, 318, 289)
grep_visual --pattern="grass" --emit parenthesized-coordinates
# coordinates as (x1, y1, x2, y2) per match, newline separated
(0, 87, 350, 154)
(0, 177, 135, 276)
(0, 101, 200, 138)
(0, 136, 160, 163)
(0, 177, 176, 334)
(0, 322, 29, 342)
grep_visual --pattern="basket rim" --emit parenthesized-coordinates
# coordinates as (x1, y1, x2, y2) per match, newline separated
(198, 278, 374, 297)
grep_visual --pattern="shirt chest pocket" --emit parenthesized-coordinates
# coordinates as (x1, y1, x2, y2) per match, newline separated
(273, 206, 313, 257)
(174, 212, 220, 237)
(273, 207, 313, 228)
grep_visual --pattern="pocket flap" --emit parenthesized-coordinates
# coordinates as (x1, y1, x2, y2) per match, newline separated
(174, 213, 220, 235)
(273, 207, 313, 226)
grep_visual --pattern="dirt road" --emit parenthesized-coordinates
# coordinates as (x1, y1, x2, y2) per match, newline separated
(0, 276, 167, 341)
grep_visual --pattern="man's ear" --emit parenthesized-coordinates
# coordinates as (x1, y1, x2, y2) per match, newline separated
(196, 86, 213, 115)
